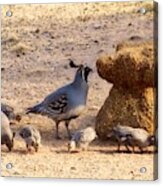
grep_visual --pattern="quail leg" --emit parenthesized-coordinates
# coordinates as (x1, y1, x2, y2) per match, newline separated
(125, 144, 131, 153)
(26, 144, 31, 152)
(132, 146, 135, 153)
(117, 142, 121, 152)
(65, 120, 71, 139)
(56, 121, 61, 140)
(7, 146, 12, 152)
(6, 142, 13, 152)
(139, 147, 144, 154)
(34, 144, 39, 152)
(82, 143, 89, 151)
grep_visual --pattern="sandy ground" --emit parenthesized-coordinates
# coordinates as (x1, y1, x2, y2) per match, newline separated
(1, 1, 157, 180)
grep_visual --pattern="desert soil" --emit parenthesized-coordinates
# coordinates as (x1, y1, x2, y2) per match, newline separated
(1, 1, 157, 180)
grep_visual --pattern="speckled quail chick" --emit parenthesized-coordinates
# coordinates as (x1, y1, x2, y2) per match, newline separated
(1, 103, 22, 123)
(68, 127, 97, 152)
(109, 124, 155, 153)
(108, 124, 134, 152)
(126, 128, 155, 153)
(19, 125, 41, 152)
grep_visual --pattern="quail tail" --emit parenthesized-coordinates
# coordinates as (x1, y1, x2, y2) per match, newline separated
(26, 103, 43, 114)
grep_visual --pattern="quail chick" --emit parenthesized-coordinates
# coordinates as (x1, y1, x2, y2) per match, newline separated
(1, 103, 21, 122)
(19, 125, 41, 152)
(110, 124, 155, 153)
(108, 124, 134, 152)
(68, 127, 97, 152)
(1, 111, 15, 151)
(26, 60, 92, 139)
(126, 128, 155, 153)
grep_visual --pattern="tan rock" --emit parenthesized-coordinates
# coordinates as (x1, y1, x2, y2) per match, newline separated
(96, 40, 156, 89)
(96, 40, 157, 139)
(96, 87, 156, 139)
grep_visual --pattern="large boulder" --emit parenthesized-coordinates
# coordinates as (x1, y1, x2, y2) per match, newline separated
(96, 40, 157, 139)
(96, 40, 156, 90)
(96, 87, 156, 139)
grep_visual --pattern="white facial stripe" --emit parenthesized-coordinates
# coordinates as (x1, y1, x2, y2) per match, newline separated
(81, 68, 85, 80)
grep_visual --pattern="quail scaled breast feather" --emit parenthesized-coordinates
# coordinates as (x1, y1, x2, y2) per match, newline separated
(26, 60, 93, 139)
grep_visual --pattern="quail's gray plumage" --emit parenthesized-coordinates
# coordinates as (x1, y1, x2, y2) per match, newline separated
(19, 125, 41, 152)
(109, 124, 155, 153)
(126, 128, 155, 153)
(68, 127, 97, 152)
(108, 124, 133, 152)
(1, 111, 15, 151)
(26, 60, 92, 139)
(1, 103, 21, 122)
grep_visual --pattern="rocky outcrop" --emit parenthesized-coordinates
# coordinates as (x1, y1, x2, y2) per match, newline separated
(96, 40, 157, 139)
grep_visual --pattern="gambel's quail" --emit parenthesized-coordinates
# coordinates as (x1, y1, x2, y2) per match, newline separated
(26, 60, 92, 139)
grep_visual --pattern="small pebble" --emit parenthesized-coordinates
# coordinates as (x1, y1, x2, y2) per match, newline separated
(70, 166, 76, 170)
(35, 28, 40, 33)
(94, 23, 101, 29)
(128, 23, 132, 26)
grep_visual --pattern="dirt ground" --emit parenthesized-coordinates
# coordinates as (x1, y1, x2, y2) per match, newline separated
(1, 1, 157, 180)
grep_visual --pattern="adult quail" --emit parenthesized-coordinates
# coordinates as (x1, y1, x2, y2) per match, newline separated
(19, 125, 41, 152)
(26, 60, 92, 139)
(68, 127, 97, 152)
